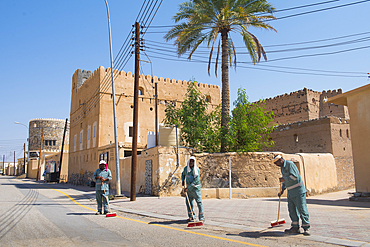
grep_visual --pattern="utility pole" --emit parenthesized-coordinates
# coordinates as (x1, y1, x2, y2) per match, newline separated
(23, 143, 26, 174)
(36, 127, 44, 181)
(2, 155, 4, 175)
(131, 21, 140, 201)
(58, 118, 68, 183)
(14, 151, 16, 176)
(155, 82, 158, 146)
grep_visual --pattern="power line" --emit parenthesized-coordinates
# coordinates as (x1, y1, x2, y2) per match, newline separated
(273, 0, 370, 21)
(143, 49, 368, 78)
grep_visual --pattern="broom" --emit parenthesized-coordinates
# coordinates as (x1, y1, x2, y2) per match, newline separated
(103, 189, 116, 217)
(271, 181, 286, 227)
(184, 186, 203, 227)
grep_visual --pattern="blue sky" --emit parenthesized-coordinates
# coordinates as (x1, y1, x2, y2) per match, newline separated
(1, 0, 369, 160)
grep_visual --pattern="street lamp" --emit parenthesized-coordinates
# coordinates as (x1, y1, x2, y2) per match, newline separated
(103, 0, 121, 196)
(14, 121, 29, 177)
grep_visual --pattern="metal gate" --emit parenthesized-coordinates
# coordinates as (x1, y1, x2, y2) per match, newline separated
(145, 160, 152, 195)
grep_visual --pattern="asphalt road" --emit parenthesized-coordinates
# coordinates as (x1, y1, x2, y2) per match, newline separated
(0, 176, 339, 247)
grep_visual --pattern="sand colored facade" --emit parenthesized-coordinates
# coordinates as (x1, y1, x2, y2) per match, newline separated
(109, 147, 339, 198)
(263, 88, 349, 125)
(264, 116, 354, 190)
(328, 83, 370, 193)
(68, 66, 221, 183)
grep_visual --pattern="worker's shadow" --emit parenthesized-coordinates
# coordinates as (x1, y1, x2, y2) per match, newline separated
(227, 227, 285, 238)
(66, 212, 96, 215)
(148, 219, 188, 226)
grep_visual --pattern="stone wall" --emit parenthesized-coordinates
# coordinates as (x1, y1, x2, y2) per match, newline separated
(29, 118, 69, 152)
(262, 88, 348, 125)
(195, 152, 280, 189)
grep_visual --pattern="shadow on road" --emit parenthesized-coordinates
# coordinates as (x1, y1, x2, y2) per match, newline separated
(148, 219, 188, 225)
(227, 229, 286, 239)
(263, 197, 370, 208)
(66, 212, 96, 216)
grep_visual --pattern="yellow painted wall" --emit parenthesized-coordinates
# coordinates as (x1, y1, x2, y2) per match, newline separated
(346, 90, 370, 192)
(328, 84, 370, 192)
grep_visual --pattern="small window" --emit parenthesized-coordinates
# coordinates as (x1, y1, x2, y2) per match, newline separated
(80, 123, 82, 128)
(340, 129, 342, 137)
(138, 87, 144, 95)
(93, 126, 96, 138)
(88, 128, 90, 140)
(129, 126, 133, 137)
(346, 129, 349, 138)
(53, 140, 56, 146)
(294, 134, 298, 143)
(80, 133, 82, 143)
(45, 140, 48, 146)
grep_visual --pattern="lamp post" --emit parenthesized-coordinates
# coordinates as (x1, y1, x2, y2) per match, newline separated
(103, 0, 121, 196)
(14, 121, 29, 177)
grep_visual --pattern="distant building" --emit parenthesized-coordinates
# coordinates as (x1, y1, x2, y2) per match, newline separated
(28, 118, 69, 179)
(68, 66, 221, 186)
(263, 88, 349, 125)
(261, 88, 354, 190)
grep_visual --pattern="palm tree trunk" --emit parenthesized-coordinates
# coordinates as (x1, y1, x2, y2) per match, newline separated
(220, 30, 229, 153)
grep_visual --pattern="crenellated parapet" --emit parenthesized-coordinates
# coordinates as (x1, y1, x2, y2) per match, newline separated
(260, 87, 348, 125)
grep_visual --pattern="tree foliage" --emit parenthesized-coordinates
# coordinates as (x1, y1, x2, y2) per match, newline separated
(228, 88, 275, 153)
(165, 0, 276, 152)
(163, 82, 221, 153)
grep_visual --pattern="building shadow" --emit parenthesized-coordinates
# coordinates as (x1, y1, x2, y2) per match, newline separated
(263, 197, 370, 208)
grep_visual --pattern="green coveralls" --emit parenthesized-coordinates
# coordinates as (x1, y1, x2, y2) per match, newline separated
(181, 165, 204, 221)
(93, 168, 112, 213)
(281, 160, 310, 230)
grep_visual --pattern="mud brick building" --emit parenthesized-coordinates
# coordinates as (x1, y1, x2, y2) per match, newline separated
(68, 66, 221, 187)
(261, 88, 354, 189)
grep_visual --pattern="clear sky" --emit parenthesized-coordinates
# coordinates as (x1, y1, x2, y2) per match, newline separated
(1, 0, 369, 161)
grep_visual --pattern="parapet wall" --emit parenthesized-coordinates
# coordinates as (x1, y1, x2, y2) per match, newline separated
(262, 88, 348, 125)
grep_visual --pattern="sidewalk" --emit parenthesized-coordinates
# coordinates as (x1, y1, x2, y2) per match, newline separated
(34, 180, 370, 247)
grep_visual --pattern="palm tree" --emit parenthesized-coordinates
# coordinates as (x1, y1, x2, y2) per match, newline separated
(165, 0, 276, 152)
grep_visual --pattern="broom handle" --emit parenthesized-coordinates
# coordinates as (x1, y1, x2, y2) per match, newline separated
(185, 185, 195, 219)
(103, 185, 112, 212)
(277, 181, 282, 221)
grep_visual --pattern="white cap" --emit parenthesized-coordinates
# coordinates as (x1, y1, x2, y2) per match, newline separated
(273, 155, 282, 163)
(99, 160, 107, 165)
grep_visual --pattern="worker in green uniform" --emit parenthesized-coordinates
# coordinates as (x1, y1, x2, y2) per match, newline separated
(181, 156, 204, 222)
(273, 155, 311, 236)
(93, 160, 112, 215)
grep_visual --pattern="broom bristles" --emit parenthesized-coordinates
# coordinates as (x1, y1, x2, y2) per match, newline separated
(106, 212, 117, 217)
(271, 218, 286, 227)
(187, 221, 203, 227)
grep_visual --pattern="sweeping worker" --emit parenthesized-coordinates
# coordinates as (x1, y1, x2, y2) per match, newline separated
(181, 156, 205, 222)
(273, 155, 310, 235)
(93, 160, 112, 215)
